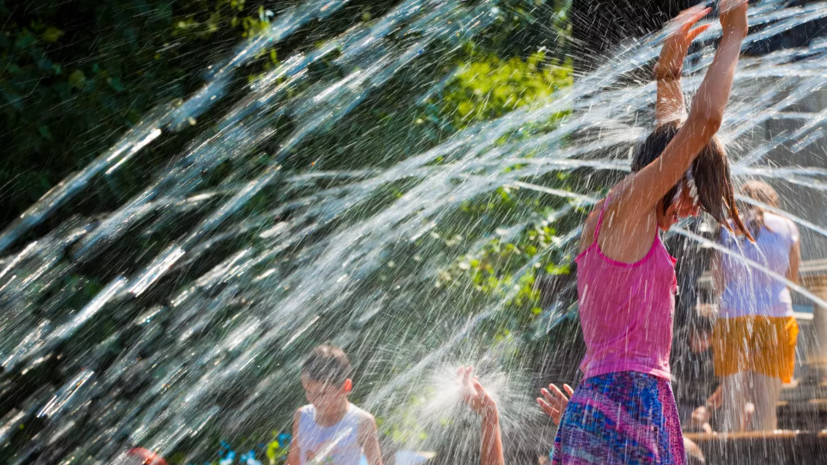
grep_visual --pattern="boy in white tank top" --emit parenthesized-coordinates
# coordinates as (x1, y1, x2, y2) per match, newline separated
(286, 345, 383, 465)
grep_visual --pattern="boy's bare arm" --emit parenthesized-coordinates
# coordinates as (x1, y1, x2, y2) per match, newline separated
(479, 407, 504, 465)
(359, 414, 384, 465)
(285, 409, 302, 465)
(458, 366, 505, 465)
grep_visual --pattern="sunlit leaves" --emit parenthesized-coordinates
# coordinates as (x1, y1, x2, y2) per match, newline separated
(440, 51, 573, 128)
(41, 27, 64, 43)
(415, 44, 578, 335)
(68, 70, 86, 89)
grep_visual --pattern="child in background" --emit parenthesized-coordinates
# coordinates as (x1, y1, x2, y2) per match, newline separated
(712, 180, 801, 432)
(286, 345, 384, 465)
(553, 1, 749, 463)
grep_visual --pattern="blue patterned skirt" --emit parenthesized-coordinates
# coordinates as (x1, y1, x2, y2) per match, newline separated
(551, 371, 685, 465)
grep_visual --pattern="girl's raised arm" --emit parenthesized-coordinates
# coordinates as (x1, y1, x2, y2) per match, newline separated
(615, 1, 747, 218)
(656, 7, 712, 125)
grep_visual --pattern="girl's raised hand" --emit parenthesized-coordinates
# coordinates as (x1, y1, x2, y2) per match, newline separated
(719, 0, 749, 37)
(537, 383, 574, 426)
(655, 6, 712, 80)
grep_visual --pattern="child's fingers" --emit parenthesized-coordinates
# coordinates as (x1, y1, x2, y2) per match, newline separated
(540, 388, 563, 410)
(548, 384, 568, 405)
(678, 7, 712, 33)
(536, 397, 558, 417)
(472, 378, 485, 394)
(463, 366, 472, 385)
(563, 384, 574, 397)
(691, 7, 712, 24)
(687, 24, 711, 43)
(537, 398, 562, 424)
(676, 5, 708, 23)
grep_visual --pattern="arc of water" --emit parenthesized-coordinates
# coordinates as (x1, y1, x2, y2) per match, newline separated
(69, 0, 489, 266)
(7, 2, 827, 463)
(0, 0, 356, 256)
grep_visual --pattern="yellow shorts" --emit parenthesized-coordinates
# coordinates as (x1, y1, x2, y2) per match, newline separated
(712, 316, 799, 383)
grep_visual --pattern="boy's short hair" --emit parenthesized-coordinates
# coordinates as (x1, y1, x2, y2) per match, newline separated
(301, 344, 352, 386)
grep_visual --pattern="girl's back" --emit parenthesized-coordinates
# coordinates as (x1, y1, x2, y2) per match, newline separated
(576, 200, 677, 380)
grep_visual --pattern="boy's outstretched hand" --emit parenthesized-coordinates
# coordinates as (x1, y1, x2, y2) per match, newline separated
(458, 366, 504, 465)
(458, 366, 497, 419)
(537, 383, 574, 426)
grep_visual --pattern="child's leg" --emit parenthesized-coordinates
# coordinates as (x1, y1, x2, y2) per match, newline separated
(719, 372, 748, 432)
(750, 372, 781, 431)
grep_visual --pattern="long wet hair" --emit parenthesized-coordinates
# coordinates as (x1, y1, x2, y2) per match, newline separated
(632, 120, 752, 240)
(737, 180, 780, 239)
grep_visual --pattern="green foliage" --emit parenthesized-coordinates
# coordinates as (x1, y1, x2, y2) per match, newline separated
(265, 435, 288, 465)
(441, 51, 572, 128)
(436, 187, 578, 335)
(421, 48, 576, 337)
(172, 0, 273, 40)
(0, 0, 276, 226)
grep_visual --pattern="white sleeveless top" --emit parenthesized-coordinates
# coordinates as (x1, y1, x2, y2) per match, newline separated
(718, 212, 800, 318)
(297, 403, 364, 465)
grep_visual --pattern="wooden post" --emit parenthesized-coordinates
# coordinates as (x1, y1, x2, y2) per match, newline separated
(802, 261, 827, 383)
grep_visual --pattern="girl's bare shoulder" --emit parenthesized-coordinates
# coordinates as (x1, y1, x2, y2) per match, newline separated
(579, 199, 606, 252)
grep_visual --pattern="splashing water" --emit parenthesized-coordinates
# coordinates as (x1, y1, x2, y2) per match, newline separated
(3, 0, 827, 463)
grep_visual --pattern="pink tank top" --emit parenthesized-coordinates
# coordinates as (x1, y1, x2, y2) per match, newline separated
(575, 199, 678, 380)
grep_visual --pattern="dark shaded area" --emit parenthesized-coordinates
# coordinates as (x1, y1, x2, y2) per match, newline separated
(570, 0, 690, 73)
(571, 0, 827, 72)
(0, 0, 407, 229)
